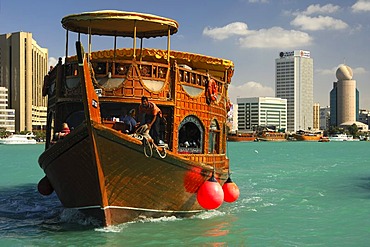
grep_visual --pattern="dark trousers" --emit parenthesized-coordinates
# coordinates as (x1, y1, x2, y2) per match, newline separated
(145, 114, 161, 144)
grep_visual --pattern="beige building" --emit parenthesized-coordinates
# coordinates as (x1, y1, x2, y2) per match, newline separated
(0, 86, 15, 132)
(313, 103, 320, 130)
(0, 32, 48, 132)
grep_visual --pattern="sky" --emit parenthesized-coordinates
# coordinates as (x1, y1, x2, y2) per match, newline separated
(1, 0, 369, 108)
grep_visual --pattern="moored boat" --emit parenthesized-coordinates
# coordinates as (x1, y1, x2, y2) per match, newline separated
(329, 133, 358, 141)
(0, 132, 37, 145)
(318, 136, 330, 142)
(293, 130, 323, 141)
(257, 129, 286, 142)
(37, 10, 239, 226)
(227, 131, 256, 142)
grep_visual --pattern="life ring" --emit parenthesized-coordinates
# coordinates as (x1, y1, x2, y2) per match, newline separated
(207, 79, 218, 102)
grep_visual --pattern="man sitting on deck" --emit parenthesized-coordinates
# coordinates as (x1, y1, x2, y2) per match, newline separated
(121, 109, 138, 134)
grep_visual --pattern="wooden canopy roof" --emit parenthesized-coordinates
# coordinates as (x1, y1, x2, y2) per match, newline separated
(61, 10, 179, 38)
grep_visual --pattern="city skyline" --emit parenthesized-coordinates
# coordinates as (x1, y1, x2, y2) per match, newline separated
(1, 1, 369, 108)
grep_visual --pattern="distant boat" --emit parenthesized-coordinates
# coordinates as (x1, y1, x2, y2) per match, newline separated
(257, 130, 286, 142)
(0, 133, 37, 145)
(318, 136, 330, 142)
(293, 130, 323, 141)
(329, 133, 358, 142)
(227, 132, 257, 142)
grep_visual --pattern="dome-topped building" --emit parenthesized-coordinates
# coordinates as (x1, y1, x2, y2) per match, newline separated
(330, 64, 359, 127)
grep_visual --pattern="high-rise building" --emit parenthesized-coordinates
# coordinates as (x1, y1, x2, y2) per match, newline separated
(0, 32, 48, 132)
(0, 86, 15, 132)
(330, 65, 359, 127)
(237, 97, 287, 132)
(319, 106, 330, 130)
(275, 50, 313, 133)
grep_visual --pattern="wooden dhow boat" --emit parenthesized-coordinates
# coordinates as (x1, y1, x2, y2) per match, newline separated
(37, 10, 239, 226)
(257, 129, 287, 142)
(227, 131, 257, 142)
(292, 130, 323, 142)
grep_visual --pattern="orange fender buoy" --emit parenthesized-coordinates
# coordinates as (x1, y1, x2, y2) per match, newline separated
(196, 173, 224, 210)
(222, 176, 240, 203)
(37, 176, 54, 196)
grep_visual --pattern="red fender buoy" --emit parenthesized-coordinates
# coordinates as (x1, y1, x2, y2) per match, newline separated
(196, 173, 224, 210)
(37, 176, 54, 196)
(222, 176, 240, 203)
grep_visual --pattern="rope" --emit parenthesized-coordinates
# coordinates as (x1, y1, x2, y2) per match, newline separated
(132, 124, 167, 158)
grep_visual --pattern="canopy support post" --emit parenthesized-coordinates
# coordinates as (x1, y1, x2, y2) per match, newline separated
(167, 27, 171, 63)
(88, 27, 92, 63)
(114, 36, 117, 61)
(133, 20, 137, 59)
(65, 30, 69, 59)
(139, 37, 143, 64)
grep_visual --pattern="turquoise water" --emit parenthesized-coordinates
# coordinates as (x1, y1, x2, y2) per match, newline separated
(1, 142, 370, 246)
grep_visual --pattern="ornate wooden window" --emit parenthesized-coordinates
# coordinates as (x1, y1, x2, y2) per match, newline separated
(208, 119, 220, 154)
(178, 115, 204, 154)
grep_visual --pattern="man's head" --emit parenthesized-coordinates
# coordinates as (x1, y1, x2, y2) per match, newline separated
(141, 96, 149, 108)
(129, 108, 136, 116)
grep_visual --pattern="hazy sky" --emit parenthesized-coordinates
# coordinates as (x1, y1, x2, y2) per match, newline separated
(1, 0, 369, 108)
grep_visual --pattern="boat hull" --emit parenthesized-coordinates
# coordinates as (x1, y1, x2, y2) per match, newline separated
(0, 140, 37, 144)
(257, 135, 286, 142)
(39, 124, 223, 225)
(292, 134, 322, 141)
(227, 134, 256, 142)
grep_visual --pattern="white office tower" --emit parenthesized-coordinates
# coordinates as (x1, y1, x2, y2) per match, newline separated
(275, 50, 313, 132)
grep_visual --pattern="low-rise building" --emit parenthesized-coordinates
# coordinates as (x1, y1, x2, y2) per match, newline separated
(237, 97, 287, 132)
